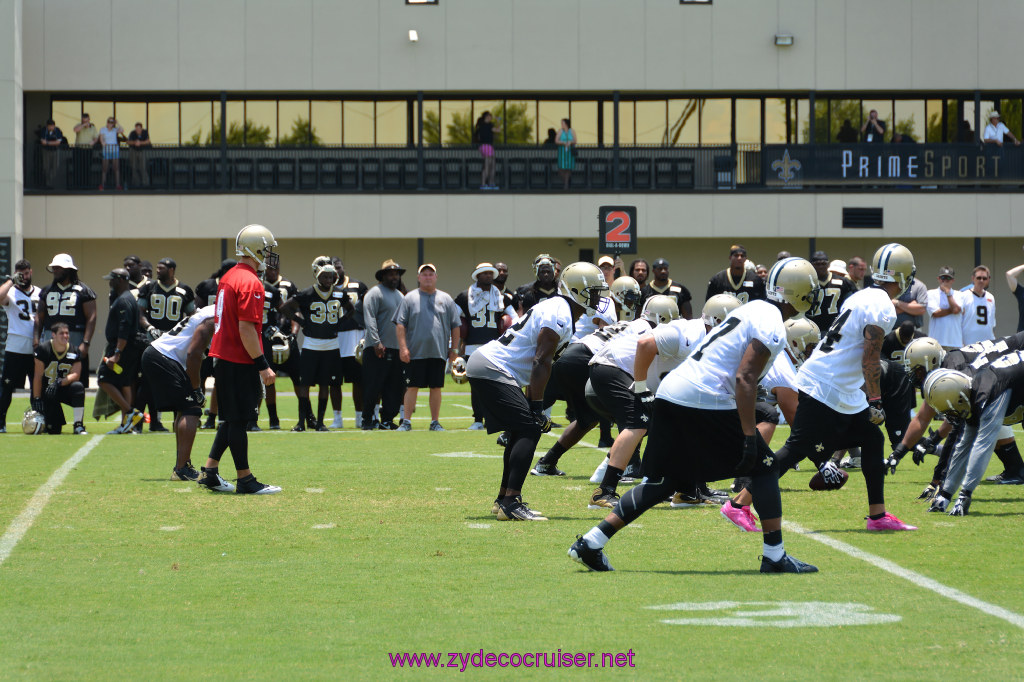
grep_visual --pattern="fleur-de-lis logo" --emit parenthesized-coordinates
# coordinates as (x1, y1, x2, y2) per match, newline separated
(771, 149, 802, 184)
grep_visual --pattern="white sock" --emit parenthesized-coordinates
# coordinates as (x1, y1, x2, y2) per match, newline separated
(355, 413, 363, 427)
(763, 541, 785, 562)
(334, 410, 341, 421)
(583, 527, 609, 549)
(73, 406, 84, 422)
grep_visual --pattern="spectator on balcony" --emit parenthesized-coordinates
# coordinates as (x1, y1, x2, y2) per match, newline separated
(475, 111, 501, 190)
(128, 122, 151, 188)
(892, 131, 917, 144)
(39, 119, 64, 189)
(97, 116, 125, 190)
(542, 128, 557, 147)
(556, 118, 576, 190)
(836, 119, 858, 143)
(861, 109, 886, 143)
(73, 113, 99, 188)
(983, 111, 1021, 148)
(957, 119, 975, 143)
(628, 259, 649, 288)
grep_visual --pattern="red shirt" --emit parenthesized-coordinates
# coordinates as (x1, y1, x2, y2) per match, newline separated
(209, 263, 264, 364)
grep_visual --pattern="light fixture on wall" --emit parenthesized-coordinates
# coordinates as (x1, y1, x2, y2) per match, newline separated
(774, 34, 794, 47)
(408, 29, 419, 42)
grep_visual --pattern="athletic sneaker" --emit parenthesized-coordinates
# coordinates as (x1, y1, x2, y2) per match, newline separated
(948, 492, 971, 516)
(315, 423, 330, 432)
(73, 422, 87, 435)
(670, 491, 718, 508)
(840, 456, 862, 469)
(496, 496, 547, 521)
(235, 474, 282, 495)
(760, 553, 819, 574)
(928, 495, 949, 513)
(248, 421, 262, 432)
(917, 484, 938, 500)
(171, 463, 200, 482)
(201, 414, 216, 430)
(866, 511, 917, 531)
(721, 503, 760, 532)
(429, 420, 445, 432)
(491, 499, 501, 515)
(588, 488, 620, 510)
(568, 535, 613, 572)
(330, 417, 344, 429)
(700, 485, 730, 502)
(149, 422, 169, 433)
(397, 420, 412, 431)
(378, 420, 397, 431)
(468, 421, 485, 430)
(496, 431, 509, 446)
(269, 420, 281, 430)
(0, 426, 6, 433)
(197, 468, 235, 492)
(530, 461, 565, 476)
(590, 457, 609, 484)
(989, 472, 1024, 485)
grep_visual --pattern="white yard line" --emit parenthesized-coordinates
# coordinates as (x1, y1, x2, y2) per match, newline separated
(784, 520, 1024, 631)
(0, 435, 104, 567)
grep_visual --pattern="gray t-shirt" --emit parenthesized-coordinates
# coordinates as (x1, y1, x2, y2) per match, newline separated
(394, 289, 461, 359)
(362, 284, 405, 349)
(896, 278, 929, 328)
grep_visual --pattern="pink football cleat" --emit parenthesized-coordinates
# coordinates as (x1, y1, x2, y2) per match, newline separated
(866, 511, 917, 531)
(720, 503, 760, 532)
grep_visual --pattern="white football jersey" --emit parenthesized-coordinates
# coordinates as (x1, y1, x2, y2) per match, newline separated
(151, 306, 216, 369)
(926, 288, 967, 348)
(659, 300, 786, 410)
(796, 287, 896, 414)
(572, 296, 617, 341)
(577, 319, 638, 355)
(474, 296, 575, 387)
(960, 289, 996, 346)
(760, 349, 798, 407)
(2, 285, 41, 354)
(589, 319, 656, 375)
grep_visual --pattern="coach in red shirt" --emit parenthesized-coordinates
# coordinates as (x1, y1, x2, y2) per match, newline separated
(198, 225, 282, 495)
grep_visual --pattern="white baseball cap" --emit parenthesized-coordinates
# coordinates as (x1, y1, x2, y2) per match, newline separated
(47, 253, 77, 272)
(828, 260, 849, 277)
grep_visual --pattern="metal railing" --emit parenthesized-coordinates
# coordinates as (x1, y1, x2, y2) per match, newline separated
(24, 143, 1024, 193)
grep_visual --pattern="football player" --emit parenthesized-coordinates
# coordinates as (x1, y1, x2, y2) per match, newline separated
(140, 306, 216, 481)
(34, 254, 98, 381)
(569, 258, 820, 573)
(97, 268, 145, 435)
(123, 255, 149, 292)
(194, 258, 236, 430)
(329, 257, 369, 429)
(0, 260, 41, 432)
(513, 254, 559, 315)
(454, 263, 516, 430)
(278, 256, 344, 431)
(773, 244, 918, 532)
(467, 262, 608, 521)
(260, 261, 299, 430)
(807, 250, 855, 333)
(31, 322, 86, 434)
(704, 244, 767, 305)
(639, 258, 693, 319)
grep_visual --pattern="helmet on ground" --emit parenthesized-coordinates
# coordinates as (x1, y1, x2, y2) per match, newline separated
(702, 293, 742, 327)
(922, 369, 972, 422)
(610, 276, 641, 312)
(22, 410, 46, 435)
(270, 328, 291, 365)
(766, 257, 819, 313)
(451, 356, 468, 384)
(870, 243, 916, 296)
(558, 262, 609, 314)
(902, 337, 946, 382)
(354, 338, 365, 365)
(641, 295, 680, 326)
(235, 224, 279, 272)
(784, 317, 820, 367)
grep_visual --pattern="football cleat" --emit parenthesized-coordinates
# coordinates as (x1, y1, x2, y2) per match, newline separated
(496, 431, 509, 446)
(73, 421, 88, 435)
(315, 423, 329, 432)
(496, 496, 547, 521)
(948, 492, 971, 516)
(397, 420, 412, 432)
(918, 484, 938, 500)
(760, 553, 819, 574)
(468, 421, 485, 431)
(248, 421, 262, 432)
(928, 495, 949, 512)
(840, 456, 862, 469)
(588, 488, 620, 510)
(866, 512, 917, 531)
(235, 474, 281, 495)
(720, 503, 760, 532)
(530, 461, 566, 476)
(670, 491, 718, 508)
(149, 422, 170, 433)
(171, 463, 200, 482)
(197, 468, 235, 493)
(490, 499, 501, 515)
(699, 485, 730, 502)
(330, 417, 344, 429)
(568, 535, 613, 572)
(269, 420, 281, 430)
(429, 420, 445, 432)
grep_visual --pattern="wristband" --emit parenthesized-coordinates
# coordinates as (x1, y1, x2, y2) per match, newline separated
(253, 354, 271, 371)
(112, 348, 121, 356)
(529, 400, 544, 414)
(633, 380, 648, 393)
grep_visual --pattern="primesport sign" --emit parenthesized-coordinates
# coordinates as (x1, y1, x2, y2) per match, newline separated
(598, 206, 637, 255)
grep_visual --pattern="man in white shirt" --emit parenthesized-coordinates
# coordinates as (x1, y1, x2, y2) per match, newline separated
(982, 111, 1021, 147)
(960, 266, 996, 346)
(927, 266, 965, 350)
(0, 260, 42, 432)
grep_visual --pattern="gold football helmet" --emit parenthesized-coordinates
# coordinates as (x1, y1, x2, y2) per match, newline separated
(922, 369, 972, 422)
(558, 262, 609, 314)
(784, 317, 820, 367)
(235, 224, 279, 272)
(610, 276, 641, 314)
(870, 243, 916, 295)
(451, 356, 469, 384)
(701, 293, 742, 328)
(766, 257, 819, 313)
(641, 295, 680, 326)
(902, 337, 946, 384)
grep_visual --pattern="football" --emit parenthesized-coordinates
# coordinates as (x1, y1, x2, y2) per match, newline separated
(809, 467, 849, 491)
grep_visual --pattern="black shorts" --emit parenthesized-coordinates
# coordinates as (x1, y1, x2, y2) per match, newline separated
(339, 356, 362, 384)
(141, 346, 202, 417)
(755, 401, 780, 426)
(588, 363, 648, 431)
(299, 348, 342, 387)
(1, 351, 34, 392)
(548, 344, 598, 427)
(96, 343, 141, 388)
(783, 392, 884, 467)
(213, 358, 262, 422)
(642, 399, 777, 486)
(200, 355, 215, 382)
(403, 358, 446, 389)
(467, 377, 539, 437)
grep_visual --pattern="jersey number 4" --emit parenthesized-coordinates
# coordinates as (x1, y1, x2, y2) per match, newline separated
(818, 309, 852, 353)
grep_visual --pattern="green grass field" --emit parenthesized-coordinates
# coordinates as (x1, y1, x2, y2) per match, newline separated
(1, 382, 1023, 680)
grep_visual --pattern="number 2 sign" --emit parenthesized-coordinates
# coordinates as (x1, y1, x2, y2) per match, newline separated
(598, 206, 637, 255)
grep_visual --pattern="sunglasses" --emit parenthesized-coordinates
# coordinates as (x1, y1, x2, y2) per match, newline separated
(939, 275, 953, 280)
(975, 276, 990, 280)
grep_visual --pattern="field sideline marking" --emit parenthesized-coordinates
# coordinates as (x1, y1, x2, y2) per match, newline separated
(0, 435, 103, 567)
(785, 521, 1024, 631)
